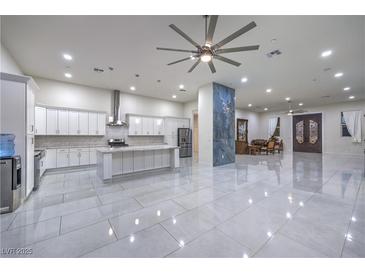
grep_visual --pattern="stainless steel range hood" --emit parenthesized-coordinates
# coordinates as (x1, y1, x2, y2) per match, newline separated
(107, 90, 128, 127)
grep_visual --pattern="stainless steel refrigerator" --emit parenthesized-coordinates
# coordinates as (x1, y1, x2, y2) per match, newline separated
(178, 128, 192, 158)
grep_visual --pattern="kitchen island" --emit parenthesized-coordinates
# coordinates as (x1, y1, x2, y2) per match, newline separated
(96, 145, 180, 181)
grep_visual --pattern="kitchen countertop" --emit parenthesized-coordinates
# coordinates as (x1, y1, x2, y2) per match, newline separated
(96, 144, 178, 153)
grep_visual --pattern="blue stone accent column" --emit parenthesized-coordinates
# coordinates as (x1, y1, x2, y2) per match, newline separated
(213, 82, 235, 166)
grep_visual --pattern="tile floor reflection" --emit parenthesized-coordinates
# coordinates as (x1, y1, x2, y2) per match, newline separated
(0, 152, 364, 258)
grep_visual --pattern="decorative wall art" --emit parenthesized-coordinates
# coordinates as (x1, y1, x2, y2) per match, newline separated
(309, 120, 318, 144)
(237, 119, 248, 142)
(296, 120, 304, 144)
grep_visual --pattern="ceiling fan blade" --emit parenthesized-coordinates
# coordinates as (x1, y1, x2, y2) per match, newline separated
(206, 15, 218, 45)
(169, 24, 201, 48)
(212, 21, 257, 50)
(214, 55, 241, 66)
(208, 61, 216, 73)
(188, 59, 201, 73)
(167, 57, 192, 66)
(215, 45, 260, 54)
(156, 47, 199, 53)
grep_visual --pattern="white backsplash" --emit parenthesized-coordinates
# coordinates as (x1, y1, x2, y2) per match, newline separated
(35, 126, 165, 148)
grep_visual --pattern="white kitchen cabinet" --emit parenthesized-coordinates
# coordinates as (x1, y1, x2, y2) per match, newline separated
(35, 106, 47, 135)
(165, 118, 178, 136)
(68, 149, 79, 167)
(122, 151, 134, 174)
(79, 112, 89, 135)
(89, 148, 97, 165)
(46, 108, 58, 135)
(89, 112, 98, 135)
(68, 110, 79, 135)
(153, 118, 164, 135)
(26, 135, 34, 196)
(162, 150, 170, 167)
(177, 118, 189, 129)
(79, 149, 90, 165)
(27, 86, 35, 135)
(144, 150, 154, 170)
(58, 110, 69, 135)
(133, 151, 145, 172)
(154, 150, 163, 168)
(142, 117, 154, 135)
(129, 116, 143, 135)
(56, 148, 69, 168)
(112, 152, 122, 176)
(164, 135, 177, 146)
(97, 113, 106, 135)
(46, 149, 57, 169)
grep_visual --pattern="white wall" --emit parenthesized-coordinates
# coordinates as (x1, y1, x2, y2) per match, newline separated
(34, 77, 111, 113)
(235, 108, 260, 143)
(1, 42, 23, 75)
(259, 100, 365, 155)
(183, 100, 198, 128)
(34, 77, 185, 119)
(198, 84, 213, 165)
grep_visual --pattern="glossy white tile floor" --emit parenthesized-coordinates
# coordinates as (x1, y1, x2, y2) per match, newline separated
(1, 152, 364, 258)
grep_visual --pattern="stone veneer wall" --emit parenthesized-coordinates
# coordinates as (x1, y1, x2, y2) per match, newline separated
(213, 83, 235, 167)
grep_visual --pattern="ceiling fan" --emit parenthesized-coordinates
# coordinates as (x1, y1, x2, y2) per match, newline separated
(156, 15, 260, 73)
(283, 100, 307, 115)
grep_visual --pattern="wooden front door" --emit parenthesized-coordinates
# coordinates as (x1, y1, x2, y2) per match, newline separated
(293, 113, 322, 153)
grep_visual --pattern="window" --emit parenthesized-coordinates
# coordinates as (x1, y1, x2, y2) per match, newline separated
(273, 117, 280, 137)
(340, 112, 351, 137)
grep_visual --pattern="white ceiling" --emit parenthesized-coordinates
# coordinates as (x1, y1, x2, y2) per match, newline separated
(1, 15, 364, 111)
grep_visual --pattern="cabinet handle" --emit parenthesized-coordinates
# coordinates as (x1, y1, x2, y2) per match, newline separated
(77, 129, 80, 134)
(31, 138, 34, 145)
(35, 129, 38, 134)
(96, 130, 98, 135)
(135, 131, 137, 134)
(31, 125, 34, 132)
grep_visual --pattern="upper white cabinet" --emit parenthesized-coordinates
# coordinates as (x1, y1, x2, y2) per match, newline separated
(89, 112, 98, 135)
(58, 110, 69, 135)
(97, 113, 106, 135)
(68, 110, 79, 135)
(79, 112, 89, 135)
(69, 110, 89, 135)
(46, 108, 58, 135)
(153, 118, 164, 135)
(38, 106, 105, 136)
(142, 117, 154, 135)
(127, 115, 188, 137)
(35, 106, 46, 135)
(129, 115, 143, 135)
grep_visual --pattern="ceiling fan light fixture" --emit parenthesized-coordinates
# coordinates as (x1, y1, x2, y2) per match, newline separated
(201, 53, 212, 63)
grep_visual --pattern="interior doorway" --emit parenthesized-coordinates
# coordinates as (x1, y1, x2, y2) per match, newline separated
(193, 112, 199, 161)
(293, 113, 322, 153)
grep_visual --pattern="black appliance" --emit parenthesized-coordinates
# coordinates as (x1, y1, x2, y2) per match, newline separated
(178, 128, 192, 158)
(34, 150, 46, 191)
(0, 155, 21, 214)
(108, 138, 129, 147)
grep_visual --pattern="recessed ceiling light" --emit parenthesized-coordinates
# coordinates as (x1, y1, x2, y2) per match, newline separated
(248, 103, 252, 107)
(349, 95, 355, 100)
(266, 89, 272, 93)
(343, 87, 351, 91)
(285, 97, 291, 101)
(241, 77, 248, 83)
(334, 72, 343, 78)
(321, 50, 332, 57)
(64, 72, 72, 78)
(298, 102, 303, 106)
(172, 95, 177, 99)
(130, 86, 136, 91)
(264, 107, 268, 111)
(179, 84, 184, 89)
(63, 53, 73, 61)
